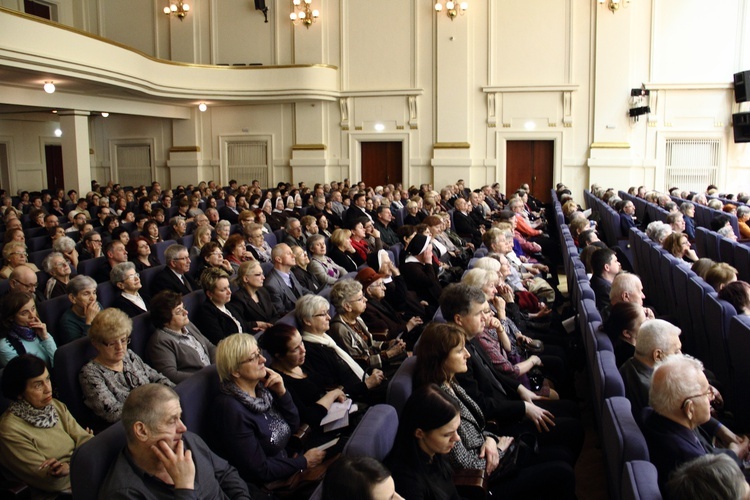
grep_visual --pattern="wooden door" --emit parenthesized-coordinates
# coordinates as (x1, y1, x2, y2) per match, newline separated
(361, 142, 402, 187)
(506, 140, 554, 203)
(45, 144, 64, 191)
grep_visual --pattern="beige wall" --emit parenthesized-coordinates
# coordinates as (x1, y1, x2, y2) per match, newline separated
(0, 0, 748, 196)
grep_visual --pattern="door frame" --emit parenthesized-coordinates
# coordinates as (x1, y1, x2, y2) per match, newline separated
(0, 137, 15, 193)
(350, 132, 410, 188)
(495, 131, 562, 196)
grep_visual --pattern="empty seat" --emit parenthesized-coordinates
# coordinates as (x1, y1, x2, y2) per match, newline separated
(703, 293, 737, 404)
(52, 337, 107, 431)
(602, 397, 650, 500)
(621, 460, 662, 500)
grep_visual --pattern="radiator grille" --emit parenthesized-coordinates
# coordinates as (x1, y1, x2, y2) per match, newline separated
(227, 141, 268, 187)
(116, 144, 152, 186)
(664, 139, 719, 193)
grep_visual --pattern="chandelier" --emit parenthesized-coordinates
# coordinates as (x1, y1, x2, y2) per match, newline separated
(435, 1, 468, 21)
(290, 0, 319, 29)
(164, 1, 190, 20)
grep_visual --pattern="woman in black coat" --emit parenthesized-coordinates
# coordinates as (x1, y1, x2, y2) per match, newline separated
(192, 268, 250, 344)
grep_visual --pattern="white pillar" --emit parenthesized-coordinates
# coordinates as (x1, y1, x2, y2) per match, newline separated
(58, 110, 92, 196)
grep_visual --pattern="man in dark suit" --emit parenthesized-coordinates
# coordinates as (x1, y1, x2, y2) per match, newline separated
(150, 244, 198, 296)
(218, 195, 240, 225)
(642, 354, 749, 494)
(452, 198, 484, 247)
(343, 193, 372, 228)
(442, 283, 584, 464)
(264, 243, 312, 314)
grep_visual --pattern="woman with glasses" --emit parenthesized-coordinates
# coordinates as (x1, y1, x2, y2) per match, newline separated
(229, 260, 279, 332)
(246, 223, 273, 263)
(127, 236, 160, 272)
(212, 333, 326, 488)
(0, 242, 39, 279)
(58, 275, 101, 346)
(110, 262, 150, 318)
(146, 290, 215, 383)
(42, 251, 72, 300)
(197, 241, 234, 277)
(0, 354, 93, 496)
(296, 295, 385, 403)
(0, 292, 57, 368)
(328, 279, 406, 376)
(79, 308, 173, 424)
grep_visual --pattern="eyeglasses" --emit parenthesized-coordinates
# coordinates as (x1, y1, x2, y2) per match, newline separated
(173, 256, 190, 261)
(681, 388, 714, 409)
(240, 350, 262, 364)
(121, 273, 140, 282)
(100, 336, 131, 348)
(11, 252, 28, 257)
(313, 311, 330, 318)
(12, 279, 37, 289)
(368, 282, 386, 289)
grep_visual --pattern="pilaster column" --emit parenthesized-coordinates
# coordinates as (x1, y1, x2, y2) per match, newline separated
(58, 110, 92, 195)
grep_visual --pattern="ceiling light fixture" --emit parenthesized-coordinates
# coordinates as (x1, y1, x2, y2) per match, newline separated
(198, 103, 207, 112)
(164, 1, 190, 20)
(43, 81, 55, 94)
(435, 1, 468, 20)
(290, 0, 319, 29)
(101, 112, 110, 118)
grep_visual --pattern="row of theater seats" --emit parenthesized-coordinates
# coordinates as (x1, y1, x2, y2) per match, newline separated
(628, 226, 750, 431)
(695, 226, 750, 281)
(68, 361, 402, 500)
(556, 192, 660, 500)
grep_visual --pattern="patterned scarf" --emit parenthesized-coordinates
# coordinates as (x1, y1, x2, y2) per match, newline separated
(220, 379, 273, 413)
(9, 324, 36, 342)
(8, 399, 59, 428)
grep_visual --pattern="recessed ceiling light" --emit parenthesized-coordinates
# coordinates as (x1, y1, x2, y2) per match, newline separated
(101, 112, 109, 118)
(43, 82, 55, 94)
(198, 103, 207, 112)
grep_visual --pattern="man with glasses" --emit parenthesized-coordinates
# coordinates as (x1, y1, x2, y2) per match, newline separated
(264, 243, 312, 315)
(643, 353, 750, 494)
(151, 244, 198, 296)
(6, 265, 43, 302)
(79, 231, 103, 261)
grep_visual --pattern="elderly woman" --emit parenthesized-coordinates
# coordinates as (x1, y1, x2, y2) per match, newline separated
(296, 294, 385, 403)
(0, 292, 57, 367)
(328, 279, 406, 375)
(212, 333, 326, 485)
(261, 323, 348, 435)
(79, 308, 173, 424)
(3, 227, 25, 245)
(0, 242, 39, 279)
(214, 219, 231, 249)
(254, 207, 273, 234)
(110, 262, 150, 318)
(146, 290, 215, 383)
(400, 234, 442, 317)
(0, 355, 92, 496)
(291, 244, 323, 294)
(246, 223, 273, 263)
(307, 234, 346, 286)
(193, 268, 249, 345)
(414, 322, 575, 499)
(230, 260, 279, 331)
(53, 236, 79, 271)
(300, 215, 318, 241)
(223, 234, 248, 275)
(737, 205, 750, 240)
(663, 232, 698, 263)
(42, 251, 72, 300)
(349, 218, 381, 263)
(403, 200, 422, 226)
(59, 275, 101, 345)
(315, 213, 334, 238)
(329, 228, 361, 272)
(190, 225, 213, 259)
(680, 201, 697, 241)
(128, 236, 160, 272)
(643, 354, 750, 492)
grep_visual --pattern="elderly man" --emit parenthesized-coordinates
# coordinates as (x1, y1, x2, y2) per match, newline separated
(643, 354, 749, 493)
(602, 273, 655, 322)
(218, 195, 240, 225)
(282, 217, 304, 248)
(99, 384, 250, 499)
(151, 244, 198, 296)
(167, 216, 187, 241)
(264, 243, 312, 314)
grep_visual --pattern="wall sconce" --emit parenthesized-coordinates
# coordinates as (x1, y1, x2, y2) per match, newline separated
(435, 1, 468, 20)
(598, 0, 629, 13)
(290, 0, 319, 29)
(43, 81, 55, 94)
(164, 1, 190, 20)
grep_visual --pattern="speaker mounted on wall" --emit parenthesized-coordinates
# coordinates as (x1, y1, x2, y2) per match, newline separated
(732, 112, 750, 143)
(734, 70, 750, 103)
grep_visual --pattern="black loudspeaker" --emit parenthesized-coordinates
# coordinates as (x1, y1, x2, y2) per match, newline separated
(734, 71, 750, 103)
(733, 112, 750, 143)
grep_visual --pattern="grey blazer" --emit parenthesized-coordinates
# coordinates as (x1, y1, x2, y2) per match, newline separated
(263, 268, 312, 315)
(146, 323, 216, 383)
